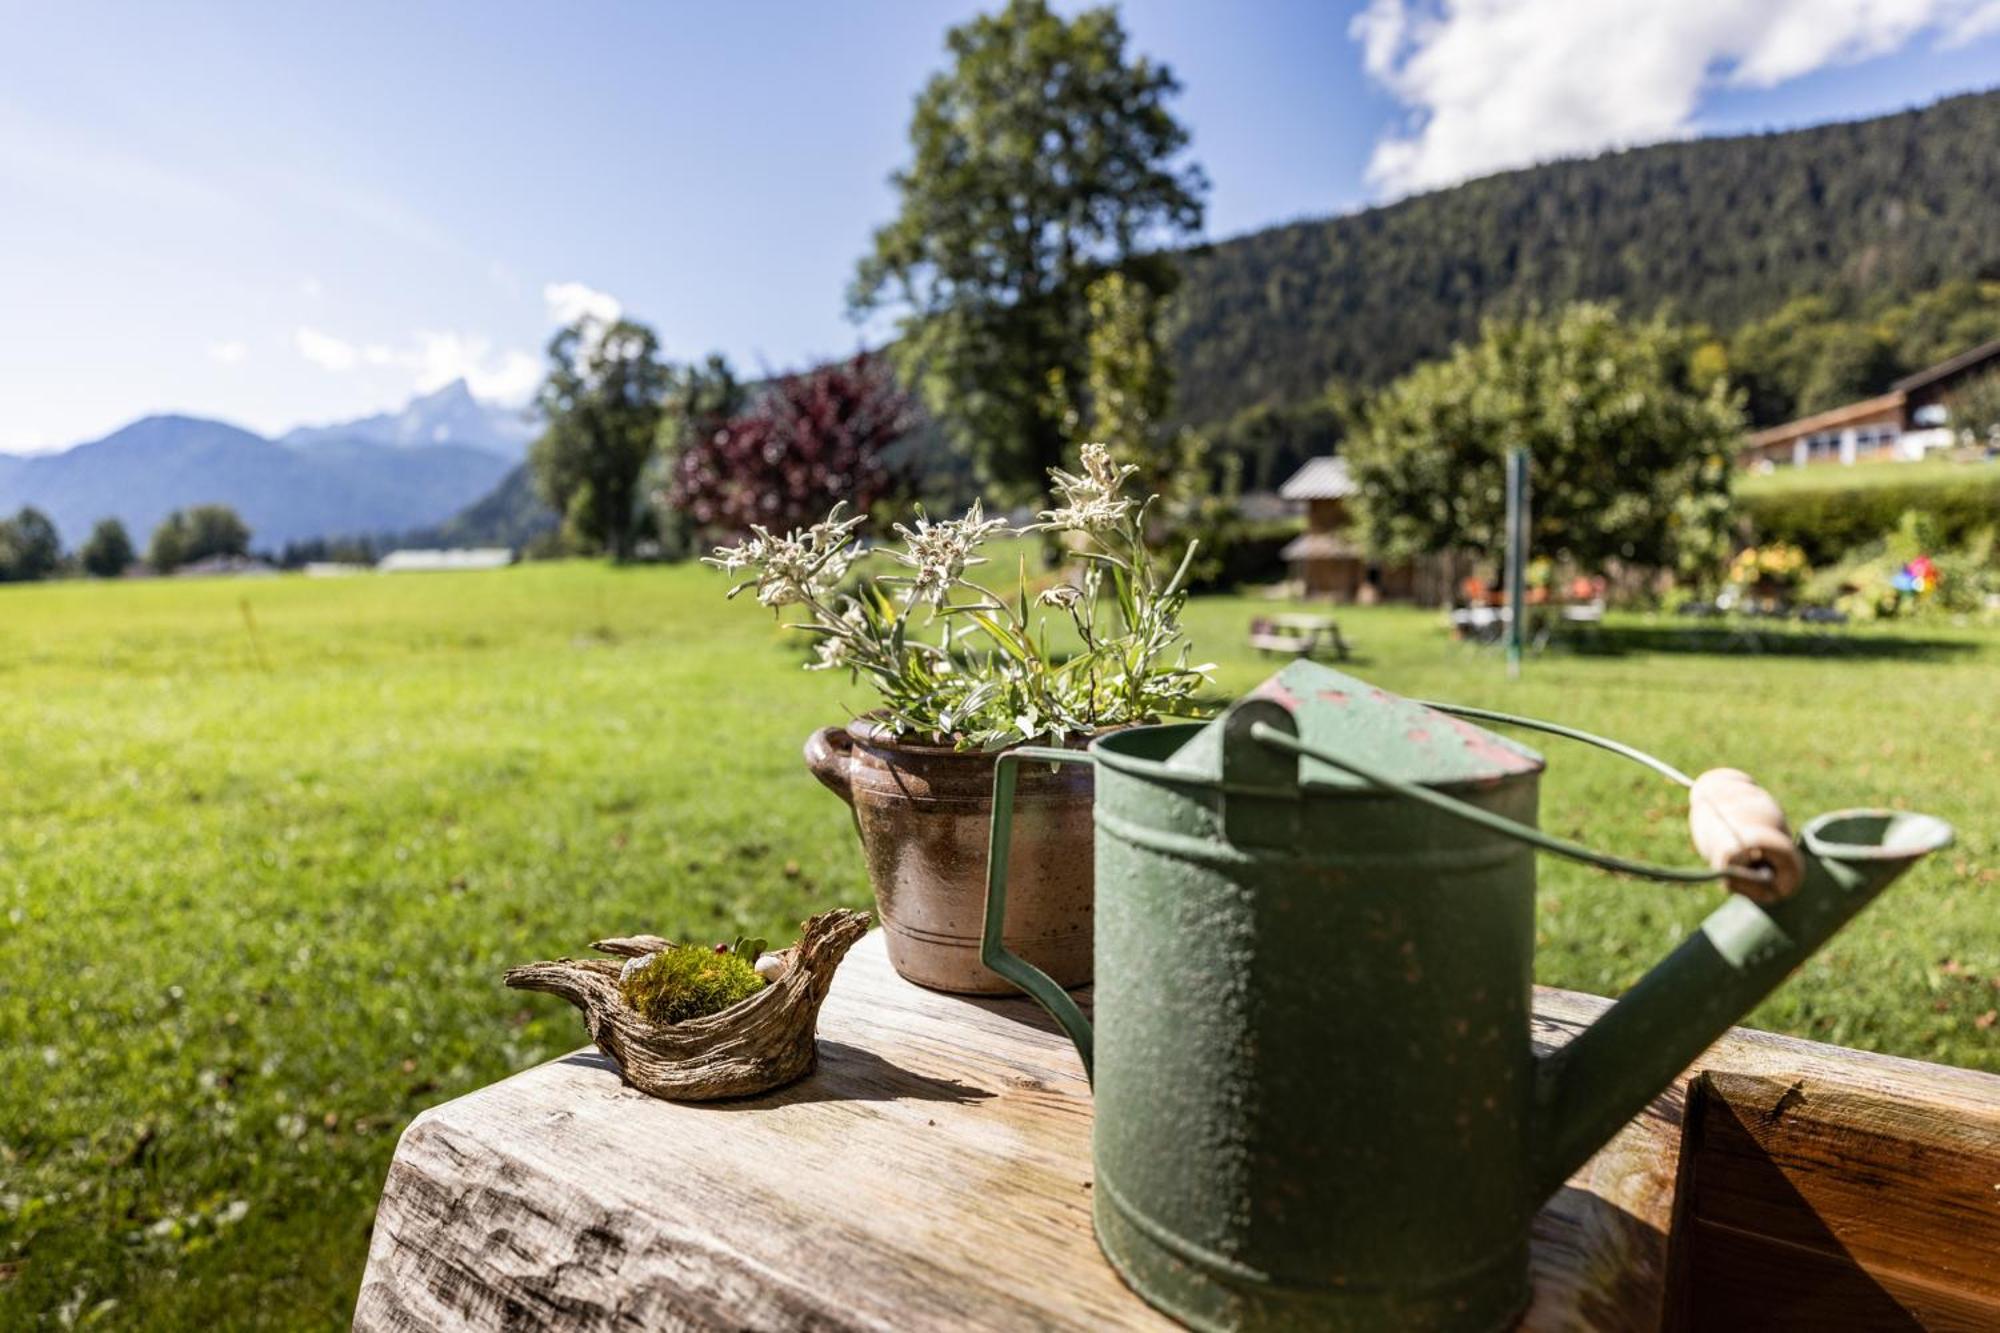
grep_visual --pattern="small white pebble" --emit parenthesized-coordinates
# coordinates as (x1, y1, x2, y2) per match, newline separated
(620, 952, 660, 982)
(754, 952, 789, 983)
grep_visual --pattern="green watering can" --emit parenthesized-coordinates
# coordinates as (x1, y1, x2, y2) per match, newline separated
(980, 661, 1951, 1333)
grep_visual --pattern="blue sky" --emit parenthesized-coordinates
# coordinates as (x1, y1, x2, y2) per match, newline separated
(3, 0, 1998, 452)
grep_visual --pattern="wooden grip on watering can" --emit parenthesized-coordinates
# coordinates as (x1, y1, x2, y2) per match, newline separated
(1688, 768, 1803, 903)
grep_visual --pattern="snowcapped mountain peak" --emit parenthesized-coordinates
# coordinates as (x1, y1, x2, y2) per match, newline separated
(281, 381, 539, 460)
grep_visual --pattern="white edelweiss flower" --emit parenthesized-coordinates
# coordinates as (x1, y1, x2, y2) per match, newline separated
(708, 505, 867, 608)
(1041, 442, 1140, 531)
(702, 531, 768, 577)
(805, 606, 865, 671)
(1036, 583, 1083, 610)
(808, 539, 860, 596)
(806, 634, 850, 670)
(891, 500, 1010, 608)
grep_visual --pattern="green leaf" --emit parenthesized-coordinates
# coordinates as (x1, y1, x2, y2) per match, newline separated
(967, 611, 1032, 664)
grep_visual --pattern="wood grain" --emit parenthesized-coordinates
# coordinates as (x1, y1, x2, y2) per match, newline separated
(1667, 1068, 2000, 1331)
(354, 934, 2000, 1332)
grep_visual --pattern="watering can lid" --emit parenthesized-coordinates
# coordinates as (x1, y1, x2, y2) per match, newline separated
(1164, 660, 1544, 790)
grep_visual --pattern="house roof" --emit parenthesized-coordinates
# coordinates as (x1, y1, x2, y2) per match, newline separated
(1745, 392, 1905, 448)
(1280, 531, 1364, 562)
(1892, 337, 2000, 395)
(1279, 456, 1355, 500)
(1745, 338, 2000, 451)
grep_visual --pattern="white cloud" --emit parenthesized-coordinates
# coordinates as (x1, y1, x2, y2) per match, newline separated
(1942, 0, 2000, 44)
(411, 331, 541, 403)
(294, 325, 360, 372)
(291, 321, 539, 403)
(207, 340, 249, 366)
(286, 279, 624, 407)
(300, 275, 324, 300)
(543, 280, 623, 328)
(1353, 0, 1993, 197)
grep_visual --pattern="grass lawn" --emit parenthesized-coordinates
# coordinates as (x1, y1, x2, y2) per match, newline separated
(2, 561, 1996, 1328)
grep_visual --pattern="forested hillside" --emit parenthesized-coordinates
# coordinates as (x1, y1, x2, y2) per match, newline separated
(1171, 88, 2000, 435)
(443, 89, 2000, 533)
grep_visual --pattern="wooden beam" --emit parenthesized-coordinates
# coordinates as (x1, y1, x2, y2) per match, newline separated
(1666, 1068, 2000, 1330)
(353, 935, 2000, 1331)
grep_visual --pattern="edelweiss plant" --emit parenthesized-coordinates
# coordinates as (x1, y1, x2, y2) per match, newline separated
(706, 444, 1214, 748)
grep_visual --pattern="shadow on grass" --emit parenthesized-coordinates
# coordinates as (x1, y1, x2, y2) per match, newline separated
(1551, 625, 1977, 661)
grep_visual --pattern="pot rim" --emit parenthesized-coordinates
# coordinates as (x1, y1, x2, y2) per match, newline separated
(842, 715, 1138, 756)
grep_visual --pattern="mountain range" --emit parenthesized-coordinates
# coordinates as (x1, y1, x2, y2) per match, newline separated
(0, 381, 533, 550)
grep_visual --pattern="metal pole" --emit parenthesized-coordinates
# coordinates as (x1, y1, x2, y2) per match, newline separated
(1505, 447, 1529, 678)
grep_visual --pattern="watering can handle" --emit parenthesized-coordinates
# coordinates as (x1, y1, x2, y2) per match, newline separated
(1248, 720, 1799, 898)
(981, 746, 1098, 1079)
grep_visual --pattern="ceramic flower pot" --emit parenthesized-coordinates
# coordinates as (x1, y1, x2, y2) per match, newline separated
(804, 721, 1094, 994)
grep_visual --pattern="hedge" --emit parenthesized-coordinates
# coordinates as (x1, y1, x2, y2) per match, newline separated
(1739, 464, 2000, 563)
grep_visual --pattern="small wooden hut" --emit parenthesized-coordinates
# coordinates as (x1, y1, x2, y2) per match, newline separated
(1278, 457, 1415, 602)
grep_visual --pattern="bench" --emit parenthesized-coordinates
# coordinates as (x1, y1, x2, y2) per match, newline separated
(355, 932, 2000, 1331)
(1248, 614, 1350, 661)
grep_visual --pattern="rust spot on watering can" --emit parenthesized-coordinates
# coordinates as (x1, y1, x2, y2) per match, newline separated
(1254, 677, 1301, 708)
(1443, 713, 1542, 774)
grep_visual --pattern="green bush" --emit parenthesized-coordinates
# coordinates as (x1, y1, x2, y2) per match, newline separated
(1741, 465, 2000, 564)
(1799, 512, 1998, 620)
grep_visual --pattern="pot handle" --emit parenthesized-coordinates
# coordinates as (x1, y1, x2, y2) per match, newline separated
(803, 725, 856, 804)
(981, 746, 1098, 1081)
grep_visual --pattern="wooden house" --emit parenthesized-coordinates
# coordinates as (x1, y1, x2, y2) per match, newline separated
(1741, 337, 2000, 469)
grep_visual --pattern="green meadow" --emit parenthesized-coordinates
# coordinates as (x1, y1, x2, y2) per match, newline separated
(3, 562, 1996, 1328)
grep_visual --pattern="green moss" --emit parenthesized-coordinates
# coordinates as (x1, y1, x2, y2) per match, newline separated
(618, 947, 767, 1024)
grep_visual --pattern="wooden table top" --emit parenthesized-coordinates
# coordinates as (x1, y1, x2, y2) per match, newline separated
(353, 931, 2000, 1332)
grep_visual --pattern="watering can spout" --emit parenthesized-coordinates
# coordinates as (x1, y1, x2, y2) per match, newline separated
(1530, 808, 1953, 1202)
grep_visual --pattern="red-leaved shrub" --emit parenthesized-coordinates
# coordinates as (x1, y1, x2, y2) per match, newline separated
(669, 352, 913, 538)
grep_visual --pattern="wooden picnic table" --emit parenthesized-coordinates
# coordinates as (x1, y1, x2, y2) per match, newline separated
(355, 931, 2000, 1331)
(1248, 612, 1350, 661)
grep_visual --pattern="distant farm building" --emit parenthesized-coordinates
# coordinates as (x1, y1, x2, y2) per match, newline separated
(376, 548, 514, 573)
(1277, 457, 1417, 602)
(173, 555, 277, 578)
(1741, 337, 2000, 469)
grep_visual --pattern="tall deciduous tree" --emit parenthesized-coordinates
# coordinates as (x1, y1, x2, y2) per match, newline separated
(1346, 304, 1743, 577)
(668, 353, 914, 540)
(79, 518, 134, 578)
(0, 506, 61, 582)
(531, 317, 670, 560)
(148, 504, 250, 572)
(851, 0, 1205, 500)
